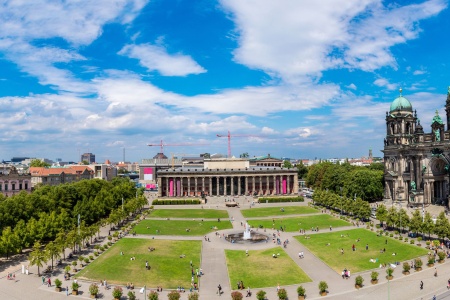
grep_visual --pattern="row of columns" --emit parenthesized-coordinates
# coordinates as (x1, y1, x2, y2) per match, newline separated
(162, 175, 296, 197)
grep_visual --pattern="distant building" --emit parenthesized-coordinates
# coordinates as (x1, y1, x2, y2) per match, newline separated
(81, 153, 95, 164)
(0, 166, 32, 196)
(29, 166, 94, 187)
(87, 164, 117, 181)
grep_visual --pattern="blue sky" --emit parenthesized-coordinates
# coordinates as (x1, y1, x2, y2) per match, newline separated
(0, 0, 449, 163)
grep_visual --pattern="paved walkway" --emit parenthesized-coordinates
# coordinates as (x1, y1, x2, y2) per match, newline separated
(2, 198, 450, 299)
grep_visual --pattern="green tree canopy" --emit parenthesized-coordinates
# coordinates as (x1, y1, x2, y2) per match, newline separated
(29, 159, 51, 167)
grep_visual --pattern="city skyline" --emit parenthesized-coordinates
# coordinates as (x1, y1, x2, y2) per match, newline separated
(0, 0, 449, 162)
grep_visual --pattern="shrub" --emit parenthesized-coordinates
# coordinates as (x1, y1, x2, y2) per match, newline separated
(89, 283, 99, 295)
(433, 240, 440, 248)
(403, 262, 411, 273)
(415, 258, 423, 269)
(438, 251, 446, 262)
(404, 237, 408, 242)
(167, 291, 181, 300)
(410, 240, 415, 244)
(187, 292, 199, 300)
(94, 251, 99, 256)
(103, 244, 108, 249)
(256, 290, 266, 300)
(72, 282, 79, 291)
(231, 291, 243, 300)
(277, 288, 287, 300)
(100, 246, 105, 251)
(128, 291, 137, 300)
(71, 261, 77, 269)
(112, 286, 123, 298)
(389, 233, 393, 237)
(108, 236, 112, 241)
(318, 281, 328, 293)
(355, 275, 364, 287)
(297, 285, 306, 296)
(426, 241, 431, 246)
(55, 278, 62, 288)
(418, 237, 422, 241)
(428, 256, 435, 265)
(148, 291, 159, 300)
(108, 241, 112, 246)
(386, 267, 394, 278)
(84, 258, 89, 264)
(64, 265, 71, 274)
(399, 236, 403, 241)
(371, 271, 378, 281)
(89, 255, 94, 260)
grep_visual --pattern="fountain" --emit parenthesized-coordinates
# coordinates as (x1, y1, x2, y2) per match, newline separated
(243, 222, 251, 240)
(225, 221, 269, 244)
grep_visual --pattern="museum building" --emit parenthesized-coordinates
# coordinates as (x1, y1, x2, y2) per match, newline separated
(155, 158, 298, 197)
(383, 88, 450, 206)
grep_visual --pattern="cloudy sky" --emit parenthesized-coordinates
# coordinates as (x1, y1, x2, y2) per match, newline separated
(0, 0, 449, 163)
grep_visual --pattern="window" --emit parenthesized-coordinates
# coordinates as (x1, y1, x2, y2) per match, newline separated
(25, 183, 28, 190)
(5, 184, 7, 191)
(12, 183, 15, 190)
(0, 184, 2, 191)
(19, 183, 22, 190)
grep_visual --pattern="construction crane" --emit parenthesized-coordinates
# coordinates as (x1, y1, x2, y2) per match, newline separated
(147, 140, 208, 156)
(216, 131, 261, 158)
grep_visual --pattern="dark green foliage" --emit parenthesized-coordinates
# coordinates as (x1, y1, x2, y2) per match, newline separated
(257, 196, 304, 203)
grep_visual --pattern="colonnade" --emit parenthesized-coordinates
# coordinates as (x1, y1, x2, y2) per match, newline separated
(159, 174, 297, 197)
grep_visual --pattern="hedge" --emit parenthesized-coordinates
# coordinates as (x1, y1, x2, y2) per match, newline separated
(152, 199, 201, 205)
(257, 196, 304, 203)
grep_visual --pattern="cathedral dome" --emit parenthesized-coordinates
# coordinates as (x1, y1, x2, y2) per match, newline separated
(390, 95, 412, 112)
(389, 88, 412, 113)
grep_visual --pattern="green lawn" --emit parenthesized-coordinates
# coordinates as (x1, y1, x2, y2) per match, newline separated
(296, 228, 429, 273)
(76, 238, 202, 288)
(225, 247, 311, 289)
(247, 214, 350, 232)
(149, 208, 229, 219)
(241, 206, 318, 218)
(133, 219, 233, 236)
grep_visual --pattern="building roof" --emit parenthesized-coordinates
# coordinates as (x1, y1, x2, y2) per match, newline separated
(30, 166, 93, 176)
(390, 89, 413, 113)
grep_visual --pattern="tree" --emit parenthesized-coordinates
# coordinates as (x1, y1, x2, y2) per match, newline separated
(283, 160, 293, 169)
(45, 241, 61, 270)
(376, 204, 388, 226)
(434, 211, 449, 240)
(296, 161, 308, 179)
(422, 212, 435, 239)
(409, 210, 422, 235)
(386, 207, 398, 229)
(29, 241, 47, 276)
(0, 226, 21, 259)
(30, 159, 51, 167)
(397, 209, 410, 233)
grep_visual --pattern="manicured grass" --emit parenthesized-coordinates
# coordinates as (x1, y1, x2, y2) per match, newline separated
(133, 219, 233, 236)
(149, 208, 229, 219)
(247, 214, 350, 232)
(296, 228, 429, 273)
(76, 238, 201, 288)
(225, 247, 311, 289)
(241, 206, 318, 218)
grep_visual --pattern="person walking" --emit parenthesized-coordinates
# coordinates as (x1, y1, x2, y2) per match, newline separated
(420, 280, 423, 290)
(47, 277, 51, 287)
(217, 284, 222, 296)
(66, 286, 69, 296)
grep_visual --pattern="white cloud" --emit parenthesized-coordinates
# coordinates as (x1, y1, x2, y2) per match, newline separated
(346, 83, 357, 90)
(220, 0, 446, 80)
(374, 78, 397, 90)
(261, 127, 278, 135)
(119, 44, 206, 76)
(413, 70, 427, 75)
(285, 127, 312, 138)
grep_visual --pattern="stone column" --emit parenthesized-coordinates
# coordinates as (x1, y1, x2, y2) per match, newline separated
(202, 177, 205, 195)
(187, 177, 191, 197)
(273, 175, 277, 195)
(194, 177, 198, 197)
(266, 176, 270, 195)
(209, 177, 212, 196)
(252, 176, 255, 195)
(238, 176, 241, 195)
(259, 176, 262, 195)
(287, 176, 291, 194)
(245, 176, 248, 195)
(217, 177, 220, 196)
(231, 176, 234, 196)
(293, 174, 299, 194)
(157, 177, 162, 197)
(166, 177, 169, 197)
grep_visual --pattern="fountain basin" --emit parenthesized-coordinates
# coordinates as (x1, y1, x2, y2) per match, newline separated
(225, 232, 269, 244)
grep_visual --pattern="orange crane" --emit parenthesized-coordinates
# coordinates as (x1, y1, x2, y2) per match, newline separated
(216, 131, 261, 158)
(147, 140, 208, 156)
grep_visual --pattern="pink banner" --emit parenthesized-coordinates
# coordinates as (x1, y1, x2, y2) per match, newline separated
(169, 178, 174, 197)
(282, 176, 287, 194)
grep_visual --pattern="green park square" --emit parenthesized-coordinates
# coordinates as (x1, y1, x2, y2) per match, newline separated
(225, 247, 311, 289)
(133, 219, 233, 236)
(148, 208, 229, 219)
(76, 238, 201, 288)
(296, 228, 429, 273)
(247, 214, 350, 232)
(241, 206, 318, 218)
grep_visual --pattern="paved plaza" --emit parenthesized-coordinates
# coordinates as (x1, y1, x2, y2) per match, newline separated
(2, 196, 450, 299)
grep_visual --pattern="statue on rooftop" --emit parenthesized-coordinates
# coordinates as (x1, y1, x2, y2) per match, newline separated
(411, 181, 416, 191)
(435, 129, 441, 141)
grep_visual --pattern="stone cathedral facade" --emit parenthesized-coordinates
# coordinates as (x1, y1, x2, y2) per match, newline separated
(383, 88, 450, 207)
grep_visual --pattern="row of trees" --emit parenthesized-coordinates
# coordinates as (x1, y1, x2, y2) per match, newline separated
(0, 177, 147, 260)
(312, 190, 371, 220)
(306, 162, 384, 201)
(376, 204, 450, 240)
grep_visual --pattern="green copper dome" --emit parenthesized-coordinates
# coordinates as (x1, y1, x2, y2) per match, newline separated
(389, 88, 412, 112)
